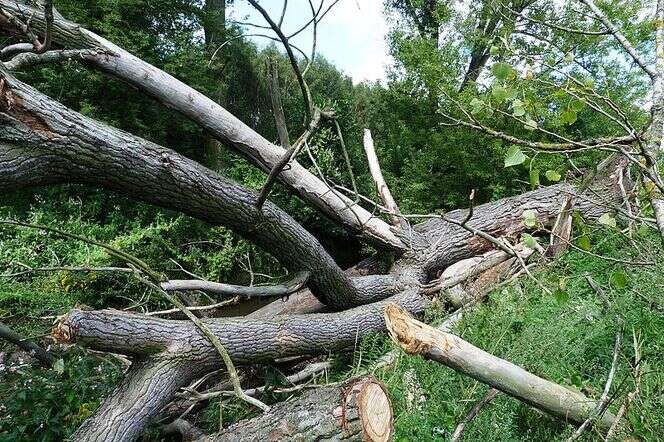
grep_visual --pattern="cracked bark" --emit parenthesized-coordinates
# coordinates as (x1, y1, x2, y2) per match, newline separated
(0, 69, 395, 311)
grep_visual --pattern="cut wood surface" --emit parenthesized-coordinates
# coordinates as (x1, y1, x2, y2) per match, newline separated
(384, 304, 617, 430)
(202, 376, 393, 442)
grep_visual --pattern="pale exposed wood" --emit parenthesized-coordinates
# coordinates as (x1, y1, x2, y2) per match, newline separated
(204, 376, 393, 441)
(548, 196, 574, 257)
(384, 304, 617, 430)
(363, 128, 406, 229)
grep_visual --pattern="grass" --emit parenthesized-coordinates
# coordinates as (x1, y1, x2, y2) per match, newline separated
(2, 193, 664, 441)
(345, 228, 664, 441)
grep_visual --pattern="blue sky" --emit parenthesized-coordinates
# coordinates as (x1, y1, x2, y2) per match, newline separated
(228, 0, 391, 83)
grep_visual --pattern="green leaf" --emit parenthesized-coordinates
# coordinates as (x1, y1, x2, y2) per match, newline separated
(492, 62, 516, 81)
(560, 110, 577, 125)
(569, 99, 585, 112)
(554, 278, 569, 304)
(492, 85, 509, 102)
(522, 233, 537, 249)
(53, 358, 65, 375)
(554, 287, 569, 304)
(512, 99, 526, 117)
(545, 169, 561, 182)
(564, 52, 574, 62)
(490, 45, 500, 56)
(578, 235, 591, 251)
(529, 168, 540, 189)
(524, 119, 537, 131)
(598, 213, 617, 228)
(504, 145, 526, 167)
(610, 271, 628, 289)
(470, 97, 484, 114)
(522, 209, 537, 228)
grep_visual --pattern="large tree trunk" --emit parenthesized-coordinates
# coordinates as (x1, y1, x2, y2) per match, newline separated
(72, 358, 202, 442)
(0, 68, 404, 310)
(203, 376, 393, 442)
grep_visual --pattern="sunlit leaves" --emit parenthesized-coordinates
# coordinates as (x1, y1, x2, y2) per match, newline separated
(504, 145, 526, 167)
(560, 109, 577, 125)
(512, 99, 526, 117)
(545, 170, 561, 182)
(522, 233, 537, 249)
(577, 235, 591, 251)
(491, 62, 516, 81)
(598, 213, 617, 228)
(524, 118, 537, 130)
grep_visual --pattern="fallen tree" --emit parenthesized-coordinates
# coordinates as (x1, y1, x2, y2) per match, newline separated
(384, 304, 617, 430)
(0, 1, 640, 440)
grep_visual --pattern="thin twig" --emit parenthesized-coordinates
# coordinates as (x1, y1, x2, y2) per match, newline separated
(450, 388, 500, 442)
(567, 328, 622, 441)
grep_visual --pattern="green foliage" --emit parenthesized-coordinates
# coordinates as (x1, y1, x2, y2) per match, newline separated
(0, 348, 123, 441)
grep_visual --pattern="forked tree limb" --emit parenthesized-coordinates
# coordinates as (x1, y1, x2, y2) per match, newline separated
(383, 304, 617, 430)
(201, 376, 393, 442)
(0, 1, 405, 251)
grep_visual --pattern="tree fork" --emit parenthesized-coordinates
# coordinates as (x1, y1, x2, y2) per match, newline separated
(0, 67, 395, 310)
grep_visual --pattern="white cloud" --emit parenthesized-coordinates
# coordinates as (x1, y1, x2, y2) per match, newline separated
(228, 0, 391, 83)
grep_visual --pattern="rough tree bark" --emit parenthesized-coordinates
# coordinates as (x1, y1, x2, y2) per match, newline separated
(0, 3, 634, 440)
(202, 376, 393, 442)
(0, 68, 403, 310)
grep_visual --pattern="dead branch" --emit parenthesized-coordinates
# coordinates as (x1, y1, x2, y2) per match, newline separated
(450, 388, 499, 442)
(160, 271, 309, 299)
(567, 328, 622, 440)
(384, 304, 617, 430)
(363, 128, 407, 230)
(0, 320, 54, 366)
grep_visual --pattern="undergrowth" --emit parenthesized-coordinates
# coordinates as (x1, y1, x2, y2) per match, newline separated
(1, 190, 663, 440)
(347, 228, 664, 441)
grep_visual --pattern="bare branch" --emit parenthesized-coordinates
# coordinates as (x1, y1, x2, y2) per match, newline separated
(578, 0, 656, 80)
(567, 328, 622, 440)
(4, 48, 101, 71)
(266, 57, 290, 149)
(160, 271, 310, 299)
(246, 0, 313, 122)
(363, 129, 407, 230)
(255, 108, 323, 209)
(0, 321, 54, 366)
(450, 388, 499, 442)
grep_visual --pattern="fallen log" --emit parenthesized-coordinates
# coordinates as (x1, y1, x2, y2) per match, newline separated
(384, 304, 617, 430)
(202, 376, 393, 442)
